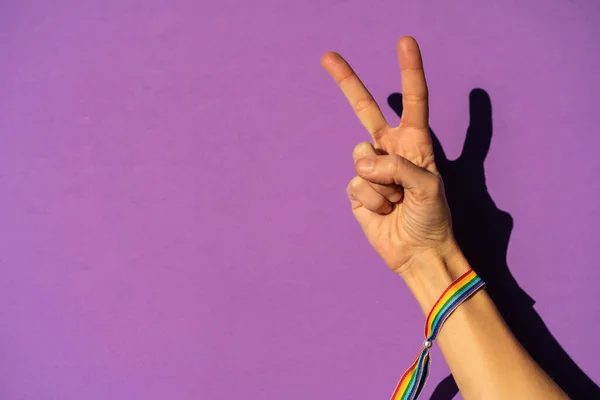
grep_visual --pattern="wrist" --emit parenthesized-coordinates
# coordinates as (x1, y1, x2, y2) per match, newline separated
(398, 239, 472, 313)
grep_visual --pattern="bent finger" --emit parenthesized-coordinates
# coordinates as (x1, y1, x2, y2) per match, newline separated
(346, 176, 394, 214)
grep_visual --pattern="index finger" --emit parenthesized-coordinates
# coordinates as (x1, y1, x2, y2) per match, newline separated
(321, 52, 388, 138)
(397, 37, 429, 129)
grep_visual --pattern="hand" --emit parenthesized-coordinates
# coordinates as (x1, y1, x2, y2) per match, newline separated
(321, 37, 456, 275)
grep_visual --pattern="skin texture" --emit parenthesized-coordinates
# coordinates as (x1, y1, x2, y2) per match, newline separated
(321, 37, 569, 400)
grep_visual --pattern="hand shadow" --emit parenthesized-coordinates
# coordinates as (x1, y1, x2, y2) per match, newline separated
(387, 90, 600, 400)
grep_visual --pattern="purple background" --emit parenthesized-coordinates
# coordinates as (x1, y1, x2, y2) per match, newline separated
(1, 1, 599, 399)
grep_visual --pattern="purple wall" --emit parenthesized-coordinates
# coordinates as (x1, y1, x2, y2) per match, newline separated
(1, 1, 599, 399)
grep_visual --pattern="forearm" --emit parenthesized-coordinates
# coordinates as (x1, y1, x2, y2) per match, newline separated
(400, 241, 568, 400)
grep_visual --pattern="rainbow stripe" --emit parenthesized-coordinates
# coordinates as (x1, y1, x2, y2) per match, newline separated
(390, 269, 484, 400)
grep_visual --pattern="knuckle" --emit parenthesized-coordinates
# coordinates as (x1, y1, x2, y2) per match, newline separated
(347, 176, 365, 193)
(402, 92, 429, 103)
(389, 159, 401, 177)
(352, 141, 373, 159)
(424, 175, 443, 197)
(371, 125, 387, 140)
(336, 70, 355, 86)
(352, 97, 376, 113)
(391, 155, 406, 173)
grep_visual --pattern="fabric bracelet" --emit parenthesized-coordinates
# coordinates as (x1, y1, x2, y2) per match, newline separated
(390, 269, 485, 400)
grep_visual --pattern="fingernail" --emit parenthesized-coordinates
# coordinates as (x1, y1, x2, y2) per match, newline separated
(357, 157, 373, 173)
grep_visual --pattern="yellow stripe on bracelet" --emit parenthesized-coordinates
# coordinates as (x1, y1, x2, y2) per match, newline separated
(390, 269, 485, 400)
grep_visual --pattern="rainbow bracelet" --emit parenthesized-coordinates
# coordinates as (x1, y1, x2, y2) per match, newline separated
(390, 269, 485, 400)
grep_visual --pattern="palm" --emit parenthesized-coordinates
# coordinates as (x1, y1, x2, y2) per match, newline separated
(377, 126, 435, 171)
(322, 37, 452, 272)
(363, 126, 447, 270)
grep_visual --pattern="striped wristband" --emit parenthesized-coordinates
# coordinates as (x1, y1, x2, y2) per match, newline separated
(390, 269, 485, 400)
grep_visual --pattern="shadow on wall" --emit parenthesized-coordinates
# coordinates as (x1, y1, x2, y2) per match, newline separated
(386, 90, 600, 400)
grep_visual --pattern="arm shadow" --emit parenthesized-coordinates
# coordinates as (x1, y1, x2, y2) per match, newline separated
(387, 90, 600, 400)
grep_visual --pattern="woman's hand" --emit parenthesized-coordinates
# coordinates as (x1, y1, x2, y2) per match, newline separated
(321, 37, 456, 275)
(322, 38, 571, 400)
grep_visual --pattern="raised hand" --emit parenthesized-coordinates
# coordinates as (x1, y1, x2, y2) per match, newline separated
(322, 40, 573, 399)
(321, 37, 455, 274)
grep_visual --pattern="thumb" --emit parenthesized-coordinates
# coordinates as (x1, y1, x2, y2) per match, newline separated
(355, 154, 438, 197)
